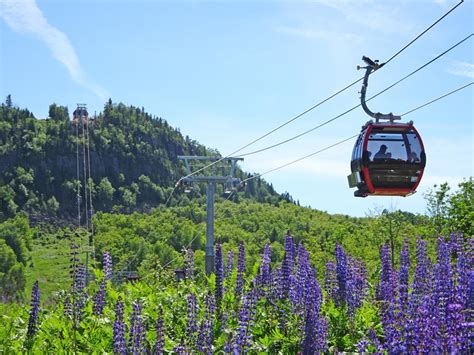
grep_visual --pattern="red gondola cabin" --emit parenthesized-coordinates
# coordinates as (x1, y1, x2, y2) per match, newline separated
(347, 121, 426, 197)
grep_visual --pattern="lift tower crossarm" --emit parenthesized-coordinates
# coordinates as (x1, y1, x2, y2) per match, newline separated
(177, 156, 243, 275)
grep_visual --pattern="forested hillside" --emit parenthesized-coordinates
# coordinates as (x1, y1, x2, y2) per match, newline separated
(0, 97, 282, 222)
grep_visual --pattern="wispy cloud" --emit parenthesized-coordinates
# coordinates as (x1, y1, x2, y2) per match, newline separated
(0, 0, 109, 100)
(275, 25, 362, 43)
(449, 62, 474, 79)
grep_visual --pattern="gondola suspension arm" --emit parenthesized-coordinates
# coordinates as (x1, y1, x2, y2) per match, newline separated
(358, 56, 401, 123)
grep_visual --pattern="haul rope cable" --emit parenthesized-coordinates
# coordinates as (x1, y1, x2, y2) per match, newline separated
(224, 81, 474, 200)
(159, 0, 466, 265)
(172, 1, 465, 182)
(237, 33, 473, 157)
(159, 81, 473, 273)
(400, 82, 473, 116)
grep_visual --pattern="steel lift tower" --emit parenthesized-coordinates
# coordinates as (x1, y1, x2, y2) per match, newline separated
(177, 156, 243, 274)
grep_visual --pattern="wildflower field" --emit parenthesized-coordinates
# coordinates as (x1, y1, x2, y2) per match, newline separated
(1, 233, 472, 353)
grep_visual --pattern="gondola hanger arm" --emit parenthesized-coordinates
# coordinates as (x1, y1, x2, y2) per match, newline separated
(358, 56, 401, 123)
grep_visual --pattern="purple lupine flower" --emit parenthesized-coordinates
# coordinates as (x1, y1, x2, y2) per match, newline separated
(381, 302, 398, 351)
(197, 321, 207, 353)
(63, 296, 72, 317)
(397, 240, 412, 350)
(205, 292, 215, 350)
(198, 292, 215, 353)
(454, 234, 469, 307)
(103, 251, 113, 281)
(93, 278, 107, 315)
(70, 240, 80, 268)
(128, 301, 145, 353)
(113, 298, 126, 354)
(467, 269, 474, 314)
(304, 268, 322, 314)
(69, 240, 85, 322)
(73, 262, 86, 321)
(285, 234, 296, 272)
(435, 237, 454, 349)
(368, 328, 384, 354)
(378, 243, 404, 352)
(260, 244, 271, 289)
(215, 243, 224, 308)
(323, 260, 338, 303)
(436, 237, 454, 312)
(413, 294, 440, 352)
(335, 244, 348, 306)
(411, 238, 431, 308)
(378, 242, 396, 304)
(184, 248, 195, 280)
(234, 290, 256, 353)
(270, 267, 283, 302)
(409, 239, 433, 352)
(281, 235, 296, 298)
(154, 308, 165, 354)
(279, 253, 290, 300)
(447, 303, 467, 352)
(302, 308, 317, 354)
(235, 243, 246, 297)
(138, 320, 147, 354)
(346, 257, 368, 319)
(186, 293, 198, 349)
(223, 335, 232, 354)
(27, 281, 40, 337)
(302, 307, 327, 354)
(290, 243, 310, 310)
(316, 315, 329, 353)
(224, 250, 234, 294)
(225, 250, 234, 280)
(220, 310, 228, 334)
(173, 340, 186, 354)
(357, 338, 370, 353)
(399, 240, 410, 311)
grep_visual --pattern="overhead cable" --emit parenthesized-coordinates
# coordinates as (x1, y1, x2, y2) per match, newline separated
(237, 33, 473, 157)
(234, 80, 474, 188)
(175, 2, 465, 181)
(383, 0, 464, 66)
(164, 81, 473, 272)
(401, 81, 473, 116)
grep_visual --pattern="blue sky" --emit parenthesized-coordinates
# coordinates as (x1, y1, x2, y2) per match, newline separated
(1, 0, 473, 216)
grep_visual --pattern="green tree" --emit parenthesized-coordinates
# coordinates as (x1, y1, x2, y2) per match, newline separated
(48, 104, 69, 121)
(0, 215, 32, 265)
(447, 178, 474, 236)
(424, 182, 451, 235)
(0, 239, 16, 273)
(97, 177, 115, 210)
(45, 196, 60, 214)
(5, 94, 12, 108)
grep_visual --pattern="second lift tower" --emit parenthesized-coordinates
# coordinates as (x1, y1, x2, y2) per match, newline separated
(177, 156, 243, 274)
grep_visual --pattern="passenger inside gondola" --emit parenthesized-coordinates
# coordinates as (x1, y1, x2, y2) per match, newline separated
(373, 144, 392, 160)
(408, 152, 420, 163)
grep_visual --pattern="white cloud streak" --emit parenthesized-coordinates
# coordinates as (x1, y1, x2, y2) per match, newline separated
(449, 62, 474, 79)
(0, 0, 109, 100)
